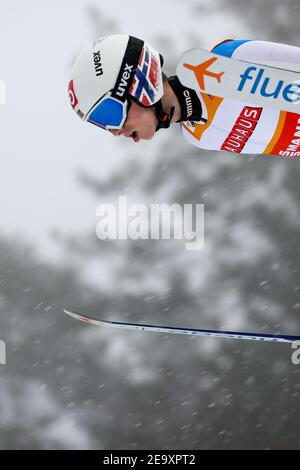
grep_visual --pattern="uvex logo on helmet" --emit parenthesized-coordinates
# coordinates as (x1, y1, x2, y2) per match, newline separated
(94, 51, 103, 77)
(115, 63, 134, 98)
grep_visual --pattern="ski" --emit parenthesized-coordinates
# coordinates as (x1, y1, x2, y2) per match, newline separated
(64, 308, 300, 344)
(176, 48, 300, 113)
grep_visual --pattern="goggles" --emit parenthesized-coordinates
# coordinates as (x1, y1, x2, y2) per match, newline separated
(87, 93, 131, 130)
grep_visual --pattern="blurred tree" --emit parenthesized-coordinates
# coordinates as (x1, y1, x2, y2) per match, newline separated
(217, 0, 300, 44)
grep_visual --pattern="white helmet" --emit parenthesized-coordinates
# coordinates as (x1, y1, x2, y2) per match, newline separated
(68, 34, 172, 132)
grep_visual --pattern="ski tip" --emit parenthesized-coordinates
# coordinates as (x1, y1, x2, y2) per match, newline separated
(64, 308, 105, 326)
(64, 307, 76, 317)
(64, 308, 92, 324)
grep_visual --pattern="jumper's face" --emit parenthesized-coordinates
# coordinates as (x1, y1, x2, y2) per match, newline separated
(110, 100, 158, 142)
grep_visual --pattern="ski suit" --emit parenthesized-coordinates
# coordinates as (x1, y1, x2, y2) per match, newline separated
(181, 39, 300, 157)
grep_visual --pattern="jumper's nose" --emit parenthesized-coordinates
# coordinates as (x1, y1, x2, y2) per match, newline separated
(110, 129, 123, 136)
(110, 128, 132, 138)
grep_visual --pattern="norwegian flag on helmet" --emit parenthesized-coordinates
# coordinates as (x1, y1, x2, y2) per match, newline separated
(129, 45, 163, 106)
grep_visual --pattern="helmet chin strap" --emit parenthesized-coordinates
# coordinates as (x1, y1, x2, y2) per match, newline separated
(154, 101, 175, 132)
(167, 75, 205, 123)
